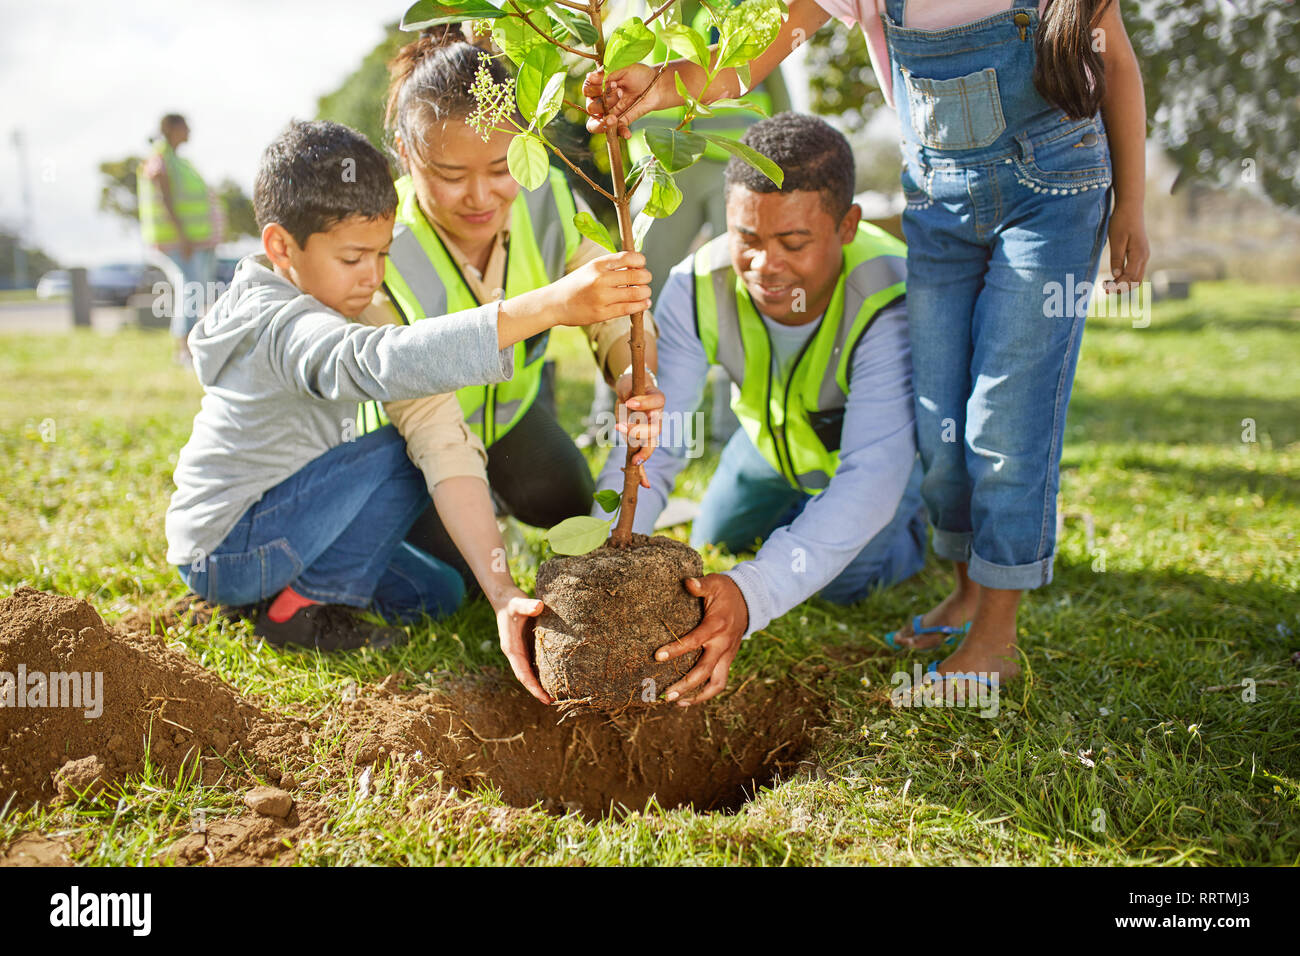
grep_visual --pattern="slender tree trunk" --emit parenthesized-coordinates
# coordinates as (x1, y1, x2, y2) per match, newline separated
(592, 0, 646, 548)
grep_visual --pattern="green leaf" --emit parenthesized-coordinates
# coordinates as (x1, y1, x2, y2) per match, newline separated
(534, 72, 567, 128)
(706, 96, 770, 117)
(632, 210, 655, 252)
(507, 134, 549, 190)
(605, 17, 656, 72)
(493, 10, 553, 65)
(644, 163, 683, 218)
(572, 211, 618, 253)
(659, 23, 710, 68)
(545, 515, 613, 555)
(644, 128, 707, 173)
(553, 7, 600, 46)
(700, 133, 784, 187)
(517, 45, 564, 125)
(593, 489, 622, 514)
(401, 0, 506, 30)
(735, 63, 752, 94)
(717, 0, 784, 68)
(674, 71, 711, 118)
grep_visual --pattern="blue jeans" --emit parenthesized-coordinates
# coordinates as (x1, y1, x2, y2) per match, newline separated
(900, 126, 1112, 590)
(161, 246, 216, 340)
(690, 429, 928, 604)
(885, 0, 1114, 590)
(178, 426, 464, 622)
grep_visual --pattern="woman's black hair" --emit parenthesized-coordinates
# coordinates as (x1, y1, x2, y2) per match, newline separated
(385, 25, 515, 167)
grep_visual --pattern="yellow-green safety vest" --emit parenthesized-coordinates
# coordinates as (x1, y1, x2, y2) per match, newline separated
(693, 223, 907, 493)
(136, 140, 214, 247)
(357, 168, 581, 446)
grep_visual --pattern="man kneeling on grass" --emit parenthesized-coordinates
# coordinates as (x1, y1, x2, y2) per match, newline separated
(596, 113, 928, 704)
(164, 120, 651, 666)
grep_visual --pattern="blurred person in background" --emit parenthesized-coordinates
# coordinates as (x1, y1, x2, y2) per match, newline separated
(137, 113, 224, 364)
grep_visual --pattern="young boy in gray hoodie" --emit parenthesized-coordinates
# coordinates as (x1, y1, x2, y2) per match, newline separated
(164, 121, 651, 651)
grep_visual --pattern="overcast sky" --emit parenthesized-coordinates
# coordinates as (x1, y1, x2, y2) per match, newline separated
(0, 0, 834, 270)
(0, 0, 413, 266)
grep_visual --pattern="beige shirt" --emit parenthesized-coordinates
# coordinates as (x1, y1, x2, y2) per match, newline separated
(356, 191, 657, 496)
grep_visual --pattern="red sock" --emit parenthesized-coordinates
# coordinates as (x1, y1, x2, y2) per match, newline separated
(266, 585, 320, 623)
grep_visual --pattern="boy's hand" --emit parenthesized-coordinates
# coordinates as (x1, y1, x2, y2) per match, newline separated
(493, 590, 553, 705)
(613, 369, 664, 471)
(551, 251, 652, 328)
(583, 66, 668, 139)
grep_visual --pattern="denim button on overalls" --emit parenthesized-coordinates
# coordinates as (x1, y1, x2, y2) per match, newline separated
(882, 0, 1114, 590)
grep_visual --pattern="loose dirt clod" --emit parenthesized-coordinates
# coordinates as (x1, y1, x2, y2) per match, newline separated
(244, 786, 294, 819)
(0, 586, 307, 808)
(534, 535, 704, 709)
(52, 754, 108, 801)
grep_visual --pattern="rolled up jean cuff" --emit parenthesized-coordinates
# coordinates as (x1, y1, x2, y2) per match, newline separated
(930, 527, 971, 563)
(968, 551, 1055, 591)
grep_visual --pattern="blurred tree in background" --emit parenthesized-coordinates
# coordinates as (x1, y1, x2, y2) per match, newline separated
(1127, 0, 1298, 210)
(0, 229, 59, 287)
(315, 22, 409, 156)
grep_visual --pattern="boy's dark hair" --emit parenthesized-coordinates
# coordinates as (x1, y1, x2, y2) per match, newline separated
(724, 112, 854, 220)
(254, 120, 397, 248)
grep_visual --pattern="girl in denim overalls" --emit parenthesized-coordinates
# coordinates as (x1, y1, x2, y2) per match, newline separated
(586, 0, 1149, 686)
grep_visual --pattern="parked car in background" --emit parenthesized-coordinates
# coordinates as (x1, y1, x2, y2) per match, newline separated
(87, 263, 167, 306)
(36, 264, 168, 306)
(35, 270, 70, 299)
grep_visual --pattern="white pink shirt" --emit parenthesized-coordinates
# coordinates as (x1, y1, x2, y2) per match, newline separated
(811, 0, 1051, 108)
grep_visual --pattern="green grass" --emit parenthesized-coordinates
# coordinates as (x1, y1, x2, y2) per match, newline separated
(1, 280, 1297, 865)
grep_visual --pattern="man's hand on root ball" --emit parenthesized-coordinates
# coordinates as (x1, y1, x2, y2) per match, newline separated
(655, 574, 748, 706)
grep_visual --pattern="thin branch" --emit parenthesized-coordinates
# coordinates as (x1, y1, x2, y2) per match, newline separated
(504, 3, 599, 60)
(626, 159, 653, 198)
(621, 60, 673, 121)
(551, 0, 589, 9)
(538, 133, 617, 203)
(645, 0, 678, 26)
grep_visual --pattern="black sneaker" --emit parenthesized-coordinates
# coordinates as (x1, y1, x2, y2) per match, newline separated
(253, 603, 408, 652)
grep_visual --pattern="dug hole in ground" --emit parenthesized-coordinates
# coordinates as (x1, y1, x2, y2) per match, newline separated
(0, 564, 830, 865)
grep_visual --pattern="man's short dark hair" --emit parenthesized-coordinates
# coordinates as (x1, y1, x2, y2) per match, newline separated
(724, 112, 855, 220)
(254, 120, 397, 248)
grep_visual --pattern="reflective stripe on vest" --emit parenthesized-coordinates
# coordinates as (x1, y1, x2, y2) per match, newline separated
(137, 141, 214, 247)
(356, 167, 580, 446)
(693, 222, 907, 492)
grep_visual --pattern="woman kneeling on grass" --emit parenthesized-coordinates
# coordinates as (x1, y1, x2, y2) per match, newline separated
(357, 27, 665, 590)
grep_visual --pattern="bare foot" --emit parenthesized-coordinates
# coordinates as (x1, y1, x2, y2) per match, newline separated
(888, 587, 979, 650)
(931, 626, 1021, 685)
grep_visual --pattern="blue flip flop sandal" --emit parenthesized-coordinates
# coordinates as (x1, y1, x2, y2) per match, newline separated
(883, 614, 971, 651)
(923, 660, 999, 691)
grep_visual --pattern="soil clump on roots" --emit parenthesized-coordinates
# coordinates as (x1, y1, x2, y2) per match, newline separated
(534, 535, 705, 709)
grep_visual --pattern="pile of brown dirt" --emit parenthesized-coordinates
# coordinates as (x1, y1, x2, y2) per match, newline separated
(0, 586, 307, 809)
(335, 671, 828, 820)
(534, 535, 704, 709)
(3, 586, 835, 863)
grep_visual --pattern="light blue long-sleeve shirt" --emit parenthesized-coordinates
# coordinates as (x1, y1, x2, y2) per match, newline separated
(595, 260, 916, 638)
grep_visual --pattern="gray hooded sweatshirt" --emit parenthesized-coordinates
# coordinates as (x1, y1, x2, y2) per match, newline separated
(164, 255, 512, 567)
